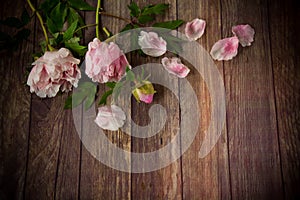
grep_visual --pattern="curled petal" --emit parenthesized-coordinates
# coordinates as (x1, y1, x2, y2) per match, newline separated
(185, 18, 206, 41)
(161, 57, 190, 78)
(27, 48, 81, 98)
(138, 31, 167, 57)
(210, 36, 239, 61)
(85, 38, 129, 83)
(132, 81, 156, 104)
(94, 105, 126, 131)
(232, 24, 255, 47)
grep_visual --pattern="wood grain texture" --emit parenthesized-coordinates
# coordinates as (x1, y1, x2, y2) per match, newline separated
(130, 0, 183, 199)
(2, 0, 300, 199)
(268, 0, 300, 199)
(24, 1, 81, 199)
(79, 0, 131, 199)
(221, 0, 284, 199)
(177, 0, 231, 199)
(0, 1, 33, 199)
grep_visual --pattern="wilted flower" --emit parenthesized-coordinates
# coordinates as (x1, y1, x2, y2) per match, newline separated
(161, 57, 190, 78)
(85, 38, 129, 83)
(138, 31, 167, 57)
(210, 36, 239, 61)
(232, 24, 255, 47)
(94, 105, 126, 131)
(185, 18, 206, 41)
(132, 81, 156, 104)
(27, 48, 81, 98)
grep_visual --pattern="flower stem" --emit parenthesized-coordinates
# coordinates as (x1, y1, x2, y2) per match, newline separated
(75, 23, 98, 33)
(26, 0, 51, 51)
(95, 0, 101, 39)
(102, 27, 110, 37)
(99, 12, 132, 24)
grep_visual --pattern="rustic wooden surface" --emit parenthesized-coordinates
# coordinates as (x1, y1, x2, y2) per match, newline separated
(0, 0, 299, 199)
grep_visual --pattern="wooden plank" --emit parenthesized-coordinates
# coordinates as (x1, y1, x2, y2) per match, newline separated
(0, 1, 33, 199)
(177, 0, 231, 199)
(79, 0, 131, 199)
(130, 0, 183, 199)
(24, 0, 81, 198)
(221, 0, 284, 199)
(268, 0, 300, 199)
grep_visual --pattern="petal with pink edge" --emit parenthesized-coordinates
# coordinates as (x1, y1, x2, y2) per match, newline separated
(210, 36, 239, 61)
(185, 18, 206, 41)
(232, 24, 255, 47)
(161, 57, 190, 78)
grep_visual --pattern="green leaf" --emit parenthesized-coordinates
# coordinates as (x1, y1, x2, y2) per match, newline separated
(65, 37, 87, 56)
(39, 0, 60, 16)
(46, 17, 58, 35)
(63, 20, 78, 41)
(138, 15, 154, 24)
(0, 17, 23, 28)
(153, 20, 184, 30)
(50, 2, 68, 31)
(120, 24, 132, 32)
(106, 82, 116, 89)
(21, 9, 30, 25)
(128, 2, 140, 17)
(112, 82, 123, 100)
(67, 8, 84, 37)
(141, 3, 169, 15)
(68, 0, 95, 11)
(126, 70, 135, 81)
(99, 90, 113, 105)
(67, 7, 84, 26)
(65, 82, 97, 109)
(64, 96, 73, 109)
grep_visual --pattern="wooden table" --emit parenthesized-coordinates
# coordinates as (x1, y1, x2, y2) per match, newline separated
(1, 0, 299, 199)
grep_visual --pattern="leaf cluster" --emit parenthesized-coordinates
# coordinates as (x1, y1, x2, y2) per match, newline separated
(39, 0, 95, 56)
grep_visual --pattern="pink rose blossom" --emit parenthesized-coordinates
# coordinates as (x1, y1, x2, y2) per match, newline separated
(185, 18, 206, 41)
(161, 57, 190, 78)
(94, 105, 126, 131)
(210, 36, 239, 61)
(232, 24, 255, 47)
(85, 38, 130, 83)
(138, 31, 167, 57)
(132, 81, 156, 104)
(27, 48, 81, 98)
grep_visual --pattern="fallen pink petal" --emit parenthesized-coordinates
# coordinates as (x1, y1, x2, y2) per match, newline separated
(161, 57, 190, 78)
(232, 24, 255, 47)
(94, 105, 126, 131)
(210, 36, 239, 61)
(138, 31, 167, 57)
(185, 18, 206, 41)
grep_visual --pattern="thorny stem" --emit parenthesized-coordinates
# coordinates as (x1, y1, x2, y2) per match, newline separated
(26, 0, 52, 51)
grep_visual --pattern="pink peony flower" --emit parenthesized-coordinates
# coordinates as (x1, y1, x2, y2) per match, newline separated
(161, 57, 190, 78)
(232, 24, 255, 47)
(94, 105, 126, 131)
(132, 81, 156, 104)
(138, 31, 167, 57)
(210, 36, 239, 61)
(85, 38, 130, 83)
(27, 48, 81, 98)
(185, 18, 206, 41)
